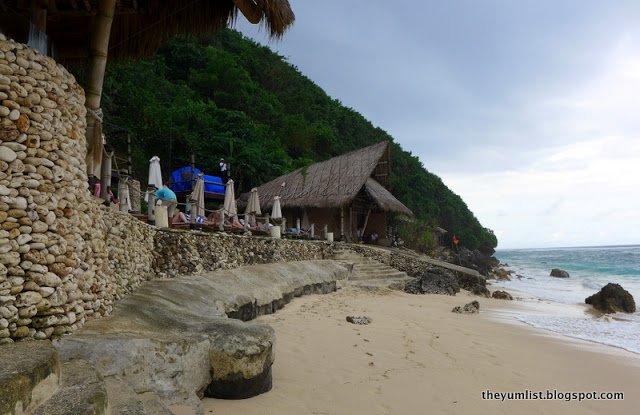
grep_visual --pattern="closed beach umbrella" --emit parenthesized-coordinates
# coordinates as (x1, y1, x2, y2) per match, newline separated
(145, 155, 163, 202)
(271, 196, 282, 220)
(245, 187, 261, 226)
(302, 209, 310, 230)
(223, 179, 238, 219)
(190, 173, 206, 219)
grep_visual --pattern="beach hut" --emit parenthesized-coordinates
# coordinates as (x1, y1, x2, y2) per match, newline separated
(239, 141, 414, 243)
(0, 0, 295, 181)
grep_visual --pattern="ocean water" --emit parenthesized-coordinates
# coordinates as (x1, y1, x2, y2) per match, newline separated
(493, 245, 640, 354)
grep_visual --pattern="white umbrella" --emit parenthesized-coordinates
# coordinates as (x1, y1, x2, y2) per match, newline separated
(189, 173, 205, 220)
(271, 196, 282, 220)
(245, 187, 261, 227)
(145, 155, 163, 202)
(223, 179, 237, 220)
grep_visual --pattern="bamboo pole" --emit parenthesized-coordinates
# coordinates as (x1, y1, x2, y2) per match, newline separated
(85, 0, 117, 179)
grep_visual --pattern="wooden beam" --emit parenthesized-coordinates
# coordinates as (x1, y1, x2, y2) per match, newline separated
(85, 0, 116, 178)
(30, 0, 48, 32)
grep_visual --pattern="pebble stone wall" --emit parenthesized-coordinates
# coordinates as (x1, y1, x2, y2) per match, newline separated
(0, 35, 334, 344)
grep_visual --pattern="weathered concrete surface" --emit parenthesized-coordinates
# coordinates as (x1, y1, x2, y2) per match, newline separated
(56, 260, 350, 410)
(0, 340, 60, 415)
(104, 376, 172, 415)
(31, 360, 107, 415)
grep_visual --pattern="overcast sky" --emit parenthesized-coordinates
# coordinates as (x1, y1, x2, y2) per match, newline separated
(237, 0, 640, 249)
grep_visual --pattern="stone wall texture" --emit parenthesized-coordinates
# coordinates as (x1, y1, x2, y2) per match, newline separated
(0, 35, 334, 344)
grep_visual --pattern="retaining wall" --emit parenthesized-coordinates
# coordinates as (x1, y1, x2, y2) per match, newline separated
(0, 34, 334, 343)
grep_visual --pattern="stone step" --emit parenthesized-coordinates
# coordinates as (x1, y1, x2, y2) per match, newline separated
(0, 340, 60, 415)
(350, 271, 410, 281)
(353, 264, 398, 273)
(31, 359, 108, 415)
(353, 264, 400, 271)
(348, 276, 412, 290)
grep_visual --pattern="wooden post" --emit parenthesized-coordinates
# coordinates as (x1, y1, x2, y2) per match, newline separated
(146, 185, 156, 224)
(99, 144, 113, 200)
(349, 206, 354, 242)
(31, 1, 47, 32)
(340, 207, 344, 241)
(85, 0, 117, 179)
(361, 208, 372, 237)
(127, 133, 132, 176)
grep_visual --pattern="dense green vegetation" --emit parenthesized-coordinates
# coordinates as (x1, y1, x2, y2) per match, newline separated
(98, 30, 496, 251)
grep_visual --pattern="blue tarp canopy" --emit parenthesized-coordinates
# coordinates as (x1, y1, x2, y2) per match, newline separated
(170, 166, 225, 195)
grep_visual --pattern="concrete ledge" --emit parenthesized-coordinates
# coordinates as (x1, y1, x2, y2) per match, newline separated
(0, 340, 60, 415)
(56, 260, 350, 410)
(31, 360, 107, 415)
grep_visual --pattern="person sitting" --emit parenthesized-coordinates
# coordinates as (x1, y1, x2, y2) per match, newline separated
(227, 219, 244, 230)
(207, 210, 223, 227)
(172, 209, 189, 225)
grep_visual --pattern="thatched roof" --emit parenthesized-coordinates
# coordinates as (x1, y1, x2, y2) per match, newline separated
(0, 0, 294, 61)
(241, 141, 414, 217)
(364, 178, 413, 217)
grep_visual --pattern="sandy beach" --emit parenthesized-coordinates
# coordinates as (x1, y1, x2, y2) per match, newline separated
(196, 286, 640, 415)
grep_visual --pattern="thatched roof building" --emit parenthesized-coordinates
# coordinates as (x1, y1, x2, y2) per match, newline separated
(242, 141, 413, 243)
(0, 0, 294, 62)
(0, 0, 295, 192)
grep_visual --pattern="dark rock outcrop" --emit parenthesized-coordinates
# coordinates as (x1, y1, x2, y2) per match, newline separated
(405, 270, 460, 296)
(452, 301, 480, 314)
(470, 284, 491, 297)
(492, 290, 513, 300)
(550, 268, 570, 278)
(454, 248, 498, 276)
(585, 283, 636, 313)
(490, 268, 512, 280)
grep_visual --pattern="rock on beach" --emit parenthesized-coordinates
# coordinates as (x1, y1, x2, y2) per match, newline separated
(585, 283, 636, 313)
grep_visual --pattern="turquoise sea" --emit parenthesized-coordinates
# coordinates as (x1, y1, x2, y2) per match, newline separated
(494, 245, 640, 354)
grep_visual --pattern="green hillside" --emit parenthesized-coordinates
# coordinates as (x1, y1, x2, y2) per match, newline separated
(97, 30, 497, 251)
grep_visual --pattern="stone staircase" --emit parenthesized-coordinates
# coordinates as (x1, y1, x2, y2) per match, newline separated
(0, 341, 171, 415)
(334, 248, 412, 290)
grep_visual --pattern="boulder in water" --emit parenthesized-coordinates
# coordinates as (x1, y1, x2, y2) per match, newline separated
(550, 268, 570, 278)
(585, 283, 636, 313)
